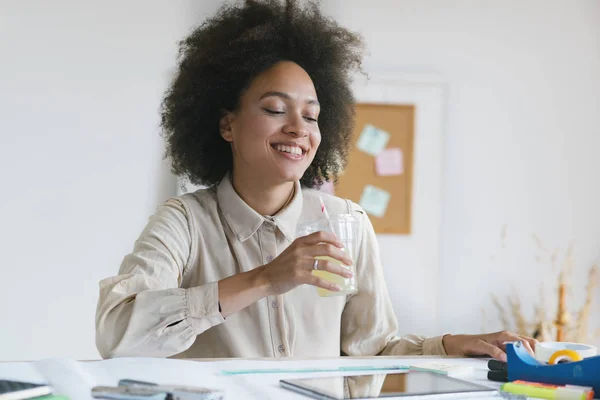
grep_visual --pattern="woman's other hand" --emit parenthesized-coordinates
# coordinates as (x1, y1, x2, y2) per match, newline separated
(442, 330, 538, 362)
(259, 231, 353, 295)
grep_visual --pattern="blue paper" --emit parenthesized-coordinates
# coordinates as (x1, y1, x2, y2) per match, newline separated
(359, 185, 391, 218)
(356, 124, 390, 156)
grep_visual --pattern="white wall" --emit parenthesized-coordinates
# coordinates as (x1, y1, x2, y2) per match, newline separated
(0, 0, 222, 361)
(1, 0, 599, 361)
(323, 0, 600, 342)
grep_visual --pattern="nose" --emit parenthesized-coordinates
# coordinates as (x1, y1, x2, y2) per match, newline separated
(282, 112, 309, 137)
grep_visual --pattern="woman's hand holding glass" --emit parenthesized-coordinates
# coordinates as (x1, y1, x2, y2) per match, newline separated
(259, 231, 353, 295)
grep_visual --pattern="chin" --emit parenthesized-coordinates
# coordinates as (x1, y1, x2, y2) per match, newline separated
(263, 159, 310, 184)
(273, 169, 305, 184)
(278, 174, 302, 184)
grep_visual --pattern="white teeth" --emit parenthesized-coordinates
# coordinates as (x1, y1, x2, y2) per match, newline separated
(275, 144, 302, 155)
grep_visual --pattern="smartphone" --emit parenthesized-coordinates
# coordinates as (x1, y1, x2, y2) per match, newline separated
(0, 380, 53, 400)
(91, 384, 223, 400)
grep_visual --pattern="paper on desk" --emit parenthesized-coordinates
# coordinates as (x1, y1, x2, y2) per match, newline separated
(409, 361, 474, 377)
(214, 357, 398, 371)
(0, 361, 47, 384)
(35, 358, 103, 400)
(221, 364, 408, 375)
(84, 358, 254, 399)
(1, 357, 259, 400)
(215, 357, 410, 375)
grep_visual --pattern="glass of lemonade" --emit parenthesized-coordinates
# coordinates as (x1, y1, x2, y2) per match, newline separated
(296, 214, 359, 297)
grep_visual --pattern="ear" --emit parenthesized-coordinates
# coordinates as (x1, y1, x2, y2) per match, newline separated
(219, 111, 234, 143)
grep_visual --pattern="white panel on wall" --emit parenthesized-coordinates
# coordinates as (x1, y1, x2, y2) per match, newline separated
(352, 73, 446, 336)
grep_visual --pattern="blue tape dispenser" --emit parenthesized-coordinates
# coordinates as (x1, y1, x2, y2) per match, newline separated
(506, 341, 600, 393)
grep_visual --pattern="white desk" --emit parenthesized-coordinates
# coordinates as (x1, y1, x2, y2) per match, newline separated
(208, 356, 503, 399)
(0, 356, 504, 399)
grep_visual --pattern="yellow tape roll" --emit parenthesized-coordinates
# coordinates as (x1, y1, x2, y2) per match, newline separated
(548, 349, 582, 365)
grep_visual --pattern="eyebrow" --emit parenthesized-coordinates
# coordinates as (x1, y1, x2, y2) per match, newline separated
(259, 91, 320, 106)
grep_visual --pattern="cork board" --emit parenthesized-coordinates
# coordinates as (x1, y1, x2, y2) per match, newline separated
(334, 103, 414, 234)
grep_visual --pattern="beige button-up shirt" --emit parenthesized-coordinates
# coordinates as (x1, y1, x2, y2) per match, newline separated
(95, 176, 446, 359)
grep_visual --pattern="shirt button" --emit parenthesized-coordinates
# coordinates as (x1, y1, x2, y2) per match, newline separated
(278, 344, 285, 354)
(265, 223, 276, 232)
(120, 281, 127, 287)
(266, 255, 274, 263)
(271, 300, 279, 308)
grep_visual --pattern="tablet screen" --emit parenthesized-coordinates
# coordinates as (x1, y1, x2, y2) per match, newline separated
(280, 371, 497, 399)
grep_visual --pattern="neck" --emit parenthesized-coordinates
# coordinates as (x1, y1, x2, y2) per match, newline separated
(231, 171, 295, 217)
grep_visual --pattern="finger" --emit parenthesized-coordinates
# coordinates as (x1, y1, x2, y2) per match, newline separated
(470, 340, 507, 362)
(520, 336, 539, 352)
(300, 231, 343, 248)
(307, 275, 341, 292)
(493, 331, 523, 349)
(519, 339, 535, 356)
(496, 331, 536, 357)
(316, 260, 353, 278)
(308, 244, 353, 266)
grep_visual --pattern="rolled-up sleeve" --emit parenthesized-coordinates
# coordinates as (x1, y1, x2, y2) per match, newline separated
(95, 198, 224, 359)
(340, 204, 447, 357)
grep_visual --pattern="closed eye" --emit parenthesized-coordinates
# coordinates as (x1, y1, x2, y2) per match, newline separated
(264, 108, 317, 122)
(263, 109, 284, 115)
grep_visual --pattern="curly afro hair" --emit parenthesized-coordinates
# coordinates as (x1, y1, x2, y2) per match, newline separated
(160, 0, 364, 188)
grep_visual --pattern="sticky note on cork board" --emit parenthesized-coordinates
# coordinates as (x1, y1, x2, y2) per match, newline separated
(375, 148, 403, 176)
(359, 185, 391, 218)
(356, 124, 390, 156)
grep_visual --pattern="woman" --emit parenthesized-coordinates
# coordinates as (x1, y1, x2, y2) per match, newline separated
(95, 0, 536, 360)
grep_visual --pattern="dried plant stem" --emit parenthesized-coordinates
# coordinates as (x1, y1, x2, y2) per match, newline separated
(509, 287, 529, 336)
(492, 294, 511, 331)
(572, 265, 599, 343)
(492, 236, 598, 344)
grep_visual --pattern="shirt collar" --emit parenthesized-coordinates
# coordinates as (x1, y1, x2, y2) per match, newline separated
(272, 180, 303, 242)
(216, 174, 303, 242)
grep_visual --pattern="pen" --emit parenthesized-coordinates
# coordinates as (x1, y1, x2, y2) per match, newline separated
(118, 379, 158, 387)
(220, 365, 409, 375)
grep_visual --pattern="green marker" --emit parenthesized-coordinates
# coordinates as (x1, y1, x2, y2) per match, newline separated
(501, 382, 591, 399)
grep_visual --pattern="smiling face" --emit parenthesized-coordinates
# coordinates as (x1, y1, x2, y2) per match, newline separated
(220, 61, 321, 186)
